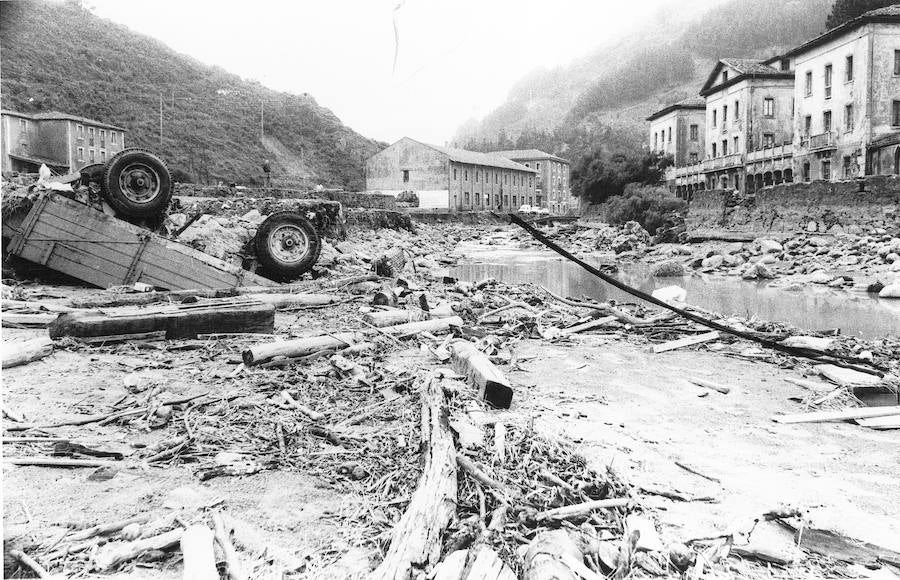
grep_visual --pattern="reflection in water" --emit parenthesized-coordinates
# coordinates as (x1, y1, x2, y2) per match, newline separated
(451, 252, 900, 339)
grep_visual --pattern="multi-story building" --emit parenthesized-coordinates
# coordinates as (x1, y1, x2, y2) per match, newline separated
(492, 149, 572, 213)
(365, 137, 537, 212)
(1, 110, 127, 174)
(647, 97, 706, 167)
(698, 58, 795, 193)
(782, 5, 900, 182)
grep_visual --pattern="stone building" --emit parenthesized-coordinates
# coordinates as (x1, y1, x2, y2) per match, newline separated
(781, 5, 900, 182)
(365, 137, 537, 212)
(1, 109, 127, 174)
(698, 58, 795, 193)
(647, 97, 706, 167)
(492, 149, 572, 213)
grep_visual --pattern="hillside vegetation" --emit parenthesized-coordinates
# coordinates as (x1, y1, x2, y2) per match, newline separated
(454, 0, 832, 166)
(0, 0, 382, 188)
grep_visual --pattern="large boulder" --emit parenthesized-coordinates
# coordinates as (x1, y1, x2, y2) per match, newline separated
(652, 260, 685, 277)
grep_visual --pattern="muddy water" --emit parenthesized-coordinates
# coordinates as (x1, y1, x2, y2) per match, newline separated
(451, 245, 900, 339)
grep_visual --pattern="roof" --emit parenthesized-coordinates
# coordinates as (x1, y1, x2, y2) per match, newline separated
(490, 149, 569, 164)
(1, 109, 126, 131)
(398, 138, 537, 172)
(699, 59, 794, 96)
(8, 152, 70, 168)
(646, 97, 706, 121)
(778, 5, 900, 60)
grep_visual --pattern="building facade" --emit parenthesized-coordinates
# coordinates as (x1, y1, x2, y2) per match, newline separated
(492, 149, 572, 213)
(647, 97, 706, 168)
(365, 137, 537, 212)
(1, 110, 126, 174)
(783, 6, 900, 182)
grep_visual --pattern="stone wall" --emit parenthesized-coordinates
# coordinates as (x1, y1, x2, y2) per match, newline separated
(686, 175, 900, 234)
(172, 183, 396, 210)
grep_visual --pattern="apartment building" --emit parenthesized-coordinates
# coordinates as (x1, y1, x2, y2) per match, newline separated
(783, 5, 900, 182)
(1, 110, 126, 174)
(492, 149, 571, 213)
(365, 137, 537, 212)
(647, 97, 706, 166)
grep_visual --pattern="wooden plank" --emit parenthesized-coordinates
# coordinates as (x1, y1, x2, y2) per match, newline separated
(562, 315, 617, 334)
(30, 215, 138, 267)
(652, 331, 720, 354)
(690, 378, 731, 394)
(855, 415, 900, 429)
(1, 313, 58, 327)
(17, 241, 126, 288)
(772, 406, 900, 424)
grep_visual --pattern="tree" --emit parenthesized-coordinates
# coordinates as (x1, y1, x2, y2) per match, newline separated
(825, 0, 895, 30)
(570, 149, 672, 204)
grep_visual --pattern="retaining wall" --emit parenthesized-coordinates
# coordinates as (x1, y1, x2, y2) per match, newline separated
(686, 175, 900, 234)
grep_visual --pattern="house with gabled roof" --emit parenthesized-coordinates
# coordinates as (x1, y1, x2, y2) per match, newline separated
(491, 149, 572, 214)
(365, 137, 537, 211)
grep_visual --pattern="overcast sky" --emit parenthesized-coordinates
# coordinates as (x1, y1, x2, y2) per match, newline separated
(88, 0, 698, 145)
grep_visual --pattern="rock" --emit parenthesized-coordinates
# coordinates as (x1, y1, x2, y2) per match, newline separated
(723, 242, 744, 254)
(757, 254, 776, 265)
(781, 336, 835, 351)
(827, 278, 846, 287)
(866, 281, 885, 293)
(816, 364, 881, 386)
(807, 236, 829, 247)
(879, 282, 900, 298)
(701, 255, 725, 269)
(652, 260, 685, 277)
(626, 515, 664, 552)
(755, 263, 775, 279)
(757, 239, 783, 253)
(723, 253, 744, 267)
(886, 252, 899, 264)
(671, 245, 693, 255)
(668, 544, 695, 571)
(741, 263, 759, 280)
(807, 220, 818, 232)
(809, 270, 833, 284)
(651, 285, 686, 305)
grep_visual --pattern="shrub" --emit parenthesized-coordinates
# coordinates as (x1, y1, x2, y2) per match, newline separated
(603, 185, 686, 234)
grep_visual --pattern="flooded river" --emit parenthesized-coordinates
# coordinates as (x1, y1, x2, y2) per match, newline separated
(451, 244, 900, 339)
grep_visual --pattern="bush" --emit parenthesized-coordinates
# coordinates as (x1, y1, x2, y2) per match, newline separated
(169, 167, 193, 183)
(603, 185, 686, 234)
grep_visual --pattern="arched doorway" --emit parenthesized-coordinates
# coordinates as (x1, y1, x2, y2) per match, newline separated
(774, 170, 783, 185)
(746, 174, 756, 193)
(784, 168, 793, 183)
(763, 172, 773, 186)
(894, 147, 899, 174)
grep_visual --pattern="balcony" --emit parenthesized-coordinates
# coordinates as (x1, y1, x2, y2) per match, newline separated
(746, 143, 793, 163)
(674, 163, 704, 178)
(702, 153, 744, 172)
(808, 131, 835, 151)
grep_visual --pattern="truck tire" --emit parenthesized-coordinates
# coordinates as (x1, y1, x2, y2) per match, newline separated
(102, 148, 172, 219)
(78, 163, 106, 191)
(254, 211, 321, 281)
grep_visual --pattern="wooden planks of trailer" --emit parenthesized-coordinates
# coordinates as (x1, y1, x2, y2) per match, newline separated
(2, 192, 278, 290)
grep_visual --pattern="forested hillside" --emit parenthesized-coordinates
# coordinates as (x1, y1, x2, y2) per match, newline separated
(0, 0, 382, 188)
(454, 0, 833, 165)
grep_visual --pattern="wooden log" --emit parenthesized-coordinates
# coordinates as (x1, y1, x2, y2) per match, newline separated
(368, 374, 457, 580)
(68, 515, 150, 542)
(2, 299, 74, 312)
(2, 336, 53, 368)
(534, 498, 629, 523)
(244, 293, 339, 309)
(652, 331, 720, 354)
(363, 309, 428, 327)
(2, 312, 58, 327)
(69, 288, 237, 309)
(49, 300, 274, 340)
(374, 246, 406, 277)
(450, 340, 513, 409)
(690, 378, 730, 394)
(8, 549, 55, 579)
(772, 405, 900, 424)
(242, 316, 462, 366)
(211, 512, 245, 580)
(280, 391, 325, 422)
(92, 528, 184, 571)
(562, 316, 617, 334)
(180, 525, 218, 580)
(730, 544, 796, 566)
(77, 331, 167, 345)
(4, 457, 120, 468)
(457, 455, 517, 498)
(856, 415, 900, 429)
(523, 529, 601, 580)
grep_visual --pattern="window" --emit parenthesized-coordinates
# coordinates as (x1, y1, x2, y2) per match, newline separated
(689, 124, 698, 141)
(803, 162, 811, 181)
(721, 139, 727, 155)
(100, 150, 106, 162)
(19, 119, 27, 132)
(667, 127, 672, 142)
(805, 71, 813, 96)
(733, 136, 739, 152)
(712, 109, 717, 127)
(824, 64, 832, 99)
(464, 192, 470, 206)
(712, 143, 717, 157)
(822, 159, 831, 180)
(464, 170, 468, 181)
(453, 168, 457, 180)
(763, 98, 775, 117)
(734, 100, 740, 119)
(88, 127, 95, 146)
(723, 105, 728, 124)
(76, 124, 84, 140)
(763, 133, 775, 148)
(689, 152, 698, 163)
(843, 155, 852, 178)
(823, 110, 832, 132)
(529, 177, 534, 187)
(780, 58, 790, 71)
(77, 147, 84, 162)
(110, 130, 116, 145)
(895, 50, 900, 76)
(536, 162, 541, 170)
(504, 174, 508, 184)
(402, 170, 409, 183)
(722, 70, 728, 83)
(89, 149, 95, 162)
(845, 103, 854, 132)
(495, 173, 498, 184)
(804, 115, 812, 136)
(845, 55, 853, 82)
(893, 100, 900, 126)
(99, 129, 106, 147)
(476, 170, 480, 182)
(654, 133, 658, 149)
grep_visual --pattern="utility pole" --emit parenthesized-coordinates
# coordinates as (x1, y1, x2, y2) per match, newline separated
(260, 100, 264, 143)
(159, 93, 163, 148)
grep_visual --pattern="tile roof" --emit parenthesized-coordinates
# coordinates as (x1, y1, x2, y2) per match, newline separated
(862, 4, 900, 17)
(491, 149, 569, 164)
(1, 109, 126, 131)
(719, 58, 783, 75)
(647, 96, 706, 121)
(779, 4, 900, 59)
(411, 140, 537, 172)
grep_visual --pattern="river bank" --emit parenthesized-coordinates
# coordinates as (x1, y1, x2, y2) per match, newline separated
(3, 219, 899, 579)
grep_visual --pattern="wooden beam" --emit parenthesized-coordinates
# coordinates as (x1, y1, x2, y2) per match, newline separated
(652, 331, 720, 354)
(2, 336, 53, 368)
(450, 340, 513, 409)
(772, 406, 900, 424)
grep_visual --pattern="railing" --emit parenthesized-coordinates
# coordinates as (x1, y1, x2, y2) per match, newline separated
(702, 153, 744, 172)
(745, 143, 793, 162)
(674, 163, 704, 178)
(808, 132, 835, 150)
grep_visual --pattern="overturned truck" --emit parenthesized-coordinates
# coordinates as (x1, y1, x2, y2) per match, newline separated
(2, 148, 326, 289)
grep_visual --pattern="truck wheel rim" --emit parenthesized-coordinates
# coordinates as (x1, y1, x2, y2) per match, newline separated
(268, 224, 309, 264)
(119, 163, 161, 203)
